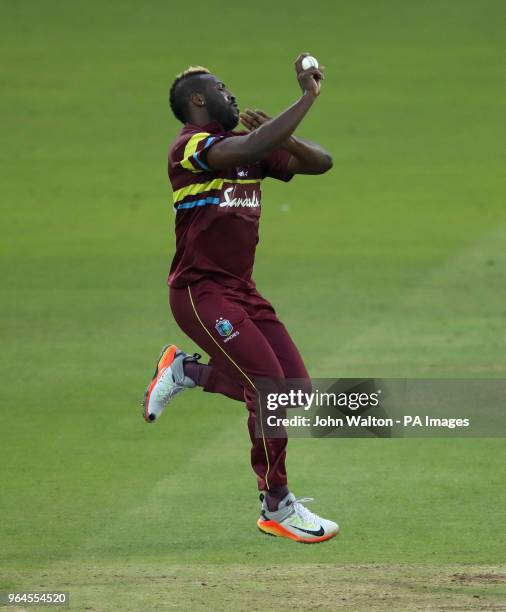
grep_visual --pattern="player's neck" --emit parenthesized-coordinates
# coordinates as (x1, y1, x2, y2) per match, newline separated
(187, 109, 214, 127)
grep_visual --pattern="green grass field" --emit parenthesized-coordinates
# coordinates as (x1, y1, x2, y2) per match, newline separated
(1, 0, 505, 609)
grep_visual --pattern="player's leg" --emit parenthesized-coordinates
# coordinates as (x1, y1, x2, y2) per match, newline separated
(169, 281, 289, 493)
(196, 356, 245, 402)
(248, 316, 309, 506)
(253, 318, 310, 379)
(248, 296, 340, 542)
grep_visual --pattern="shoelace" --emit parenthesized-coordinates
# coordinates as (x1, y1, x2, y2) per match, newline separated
(291, 497, 323, 524)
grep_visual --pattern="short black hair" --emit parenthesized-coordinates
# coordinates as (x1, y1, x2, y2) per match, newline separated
(169, 66, 210, 123)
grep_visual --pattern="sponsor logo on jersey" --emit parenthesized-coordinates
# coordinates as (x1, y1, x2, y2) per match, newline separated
(219, 186, 260, 208)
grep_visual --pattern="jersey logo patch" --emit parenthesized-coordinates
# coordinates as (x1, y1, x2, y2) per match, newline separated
(215, 318, 233, 337)
(215, 317, 240, 343)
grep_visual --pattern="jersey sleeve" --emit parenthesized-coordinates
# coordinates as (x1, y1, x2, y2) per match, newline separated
(174, 131, 225, 173)
(260, 148, 294, 182)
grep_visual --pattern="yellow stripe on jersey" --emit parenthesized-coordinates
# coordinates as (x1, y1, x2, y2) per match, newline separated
(173, 178, 260, 204)
(180, 132, 211, 172)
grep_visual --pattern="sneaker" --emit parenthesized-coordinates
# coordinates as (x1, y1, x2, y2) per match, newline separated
(142, 344, 201, 422)
(257, 492, 339, 543)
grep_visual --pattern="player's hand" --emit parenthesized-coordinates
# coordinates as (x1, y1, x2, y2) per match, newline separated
(240, 108, 271, 131)
(295, 52, 325, 97)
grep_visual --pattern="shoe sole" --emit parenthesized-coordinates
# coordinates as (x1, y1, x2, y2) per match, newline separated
(257, 519, 339, 543)
(142, 344, 178, 422)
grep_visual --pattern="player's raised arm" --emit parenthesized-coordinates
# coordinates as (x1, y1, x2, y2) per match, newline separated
(206, 53, 324, 170)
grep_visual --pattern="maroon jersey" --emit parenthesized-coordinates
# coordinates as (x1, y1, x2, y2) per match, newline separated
(167, 121, 293, 289)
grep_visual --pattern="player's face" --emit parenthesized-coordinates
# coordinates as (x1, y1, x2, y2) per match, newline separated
(205, 76, 239, 130)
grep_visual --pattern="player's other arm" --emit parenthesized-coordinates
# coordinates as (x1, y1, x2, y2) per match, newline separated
(284, 135, 332, 174)
(206, 54, 324, 170)
(241, 109, 332, 175)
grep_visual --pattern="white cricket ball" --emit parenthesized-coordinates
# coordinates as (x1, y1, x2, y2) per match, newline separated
(301, 55, 319, 70)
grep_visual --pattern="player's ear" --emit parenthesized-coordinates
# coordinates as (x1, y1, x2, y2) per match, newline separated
(190, 92, 205, 107)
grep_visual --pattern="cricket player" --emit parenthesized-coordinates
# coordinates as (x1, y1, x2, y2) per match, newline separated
(142, 53, 339, 543)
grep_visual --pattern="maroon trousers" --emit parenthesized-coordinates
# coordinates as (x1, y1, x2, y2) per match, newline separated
(169, 278, 309, 491)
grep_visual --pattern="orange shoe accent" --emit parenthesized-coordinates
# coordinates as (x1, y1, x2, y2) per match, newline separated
(143, 345, 178, 421)
(157, 345, 178, 371)
(257, 519, 339, 544)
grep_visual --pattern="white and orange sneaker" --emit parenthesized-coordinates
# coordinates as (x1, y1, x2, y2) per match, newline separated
(257, 492, 339, 543)
(142, 344, 201, 422)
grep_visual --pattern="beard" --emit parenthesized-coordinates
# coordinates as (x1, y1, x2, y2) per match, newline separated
(207, 98, 239, 131)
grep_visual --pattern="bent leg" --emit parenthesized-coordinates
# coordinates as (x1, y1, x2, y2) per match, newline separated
(169, 282, 288, 491)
